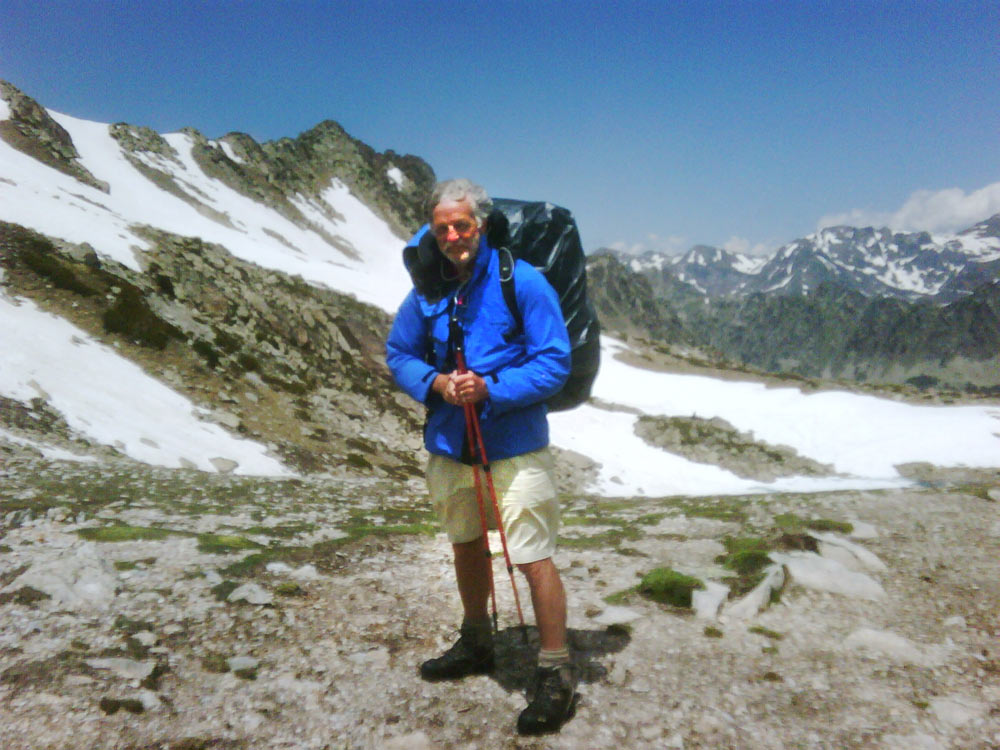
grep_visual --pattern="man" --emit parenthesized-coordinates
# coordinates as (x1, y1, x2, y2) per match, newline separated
(386, 179, 576, 735)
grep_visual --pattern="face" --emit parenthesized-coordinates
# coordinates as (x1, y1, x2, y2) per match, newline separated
(431, 198, 481, 273)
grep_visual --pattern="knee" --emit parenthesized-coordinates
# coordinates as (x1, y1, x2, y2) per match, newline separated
(516, 557, 551, 581)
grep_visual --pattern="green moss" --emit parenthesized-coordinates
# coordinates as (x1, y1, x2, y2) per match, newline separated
(346, 453, 373, 470)
(201, 652, 230, 673)
(704, 625, 724, 638)
(77, 524, 173, 543)
(274, 582, 305, 597)
(804, 518, 853, 534)
(241, 523, 318, 539)
(602, 587, 637, 605)
(637, 568, 704, 608)
(113, 615, 156, 635)
(114, 560, 139, 571)
(196, 533, 264, 554)
(716, 536, 772, 575)
(210, 580, 239, 602)
(774, 512, 852, 535)
(748, 625, 784, 640)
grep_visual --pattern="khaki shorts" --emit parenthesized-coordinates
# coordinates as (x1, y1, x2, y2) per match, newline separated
(426, 447, 560, 564)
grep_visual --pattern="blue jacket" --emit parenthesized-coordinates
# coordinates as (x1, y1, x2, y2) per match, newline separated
(386, 233, 571, 462)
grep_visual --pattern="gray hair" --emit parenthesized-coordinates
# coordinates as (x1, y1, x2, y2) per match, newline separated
(425, 178, 493, 223)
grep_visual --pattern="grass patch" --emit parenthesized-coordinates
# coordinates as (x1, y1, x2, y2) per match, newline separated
(201, 652, 230, 673)
(196, 533, 264, 554)
(774, 512, 852, 535)
(210, 581, 239, 602)
(77, 524, 173, 543)
(637, 568, 704, 608)
(716, 536, 771, 575)
(748, 625, 784, 640)
(559, 526, 643, 549)
(704, 625, 724, 638)
(602, 587, 637, 606)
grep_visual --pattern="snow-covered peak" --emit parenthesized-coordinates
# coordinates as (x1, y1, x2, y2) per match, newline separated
(1, 108, 412, 311)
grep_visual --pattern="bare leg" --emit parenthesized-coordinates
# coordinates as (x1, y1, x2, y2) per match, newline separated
(516, 557, 567, 651)
(452, 537, 491, 622)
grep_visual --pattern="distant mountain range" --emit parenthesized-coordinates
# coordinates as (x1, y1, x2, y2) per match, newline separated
(590, 218, 1000, 391)
(626, 216, 1000, 303)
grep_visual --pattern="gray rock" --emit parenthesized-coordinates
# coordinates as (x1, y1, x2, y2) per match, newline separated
(724, 565, 784, 621)
(929, 695, 986, 726)
(592, 605, 642, 626)
(770, 551, 884, 600)
(843, 628, 946, 667)
(209, 457, 239, 473)
(5, 542, 117, 611)
(227, 656, 260, 672)
(85, 658, 156, 680)
(692, 581, 730, 620)
(382, 732, 436, 750)
(813, 532, 887, 572)
(228, 583, 273, 605)
(132, 630, 157, 647)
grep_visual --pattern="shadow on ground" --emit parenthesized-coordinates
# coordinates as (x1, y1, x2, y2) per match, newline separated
(489, 625, 631, 693)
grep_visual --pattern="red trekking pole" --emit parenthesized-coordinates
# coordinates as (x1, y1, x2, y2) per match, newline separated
(451, 305, 526, 637)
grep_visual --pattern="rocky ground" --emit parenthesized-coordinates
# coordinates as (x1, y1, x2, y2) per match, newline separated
(1, 445, 998, 750)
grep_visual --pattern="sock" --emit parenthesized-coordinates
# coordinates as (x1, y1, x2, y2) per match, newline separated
(537, 647, 570, 669)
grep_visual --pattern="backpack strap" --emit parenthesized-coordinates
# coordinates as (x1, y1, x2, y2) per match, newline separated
(498, 247, 523, 342)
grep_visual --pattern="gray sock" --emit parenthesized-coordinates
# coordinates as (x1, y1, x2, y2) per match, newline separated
(537, 647, 570, 669)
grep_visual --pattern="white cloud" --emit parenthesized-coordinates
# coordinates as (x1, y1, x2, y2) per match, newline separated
(609, 233, 688, 256)
(818, 181, 1000, 234)
(722, 236, 772, 256)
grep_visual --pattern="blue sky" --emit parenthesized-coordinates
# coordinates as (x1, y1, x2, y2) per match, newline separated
(3, 0, 998, 255)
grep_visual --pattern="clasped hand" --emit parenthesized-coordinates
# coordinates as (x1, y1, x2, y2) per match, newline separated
(434, 371, 488, 406)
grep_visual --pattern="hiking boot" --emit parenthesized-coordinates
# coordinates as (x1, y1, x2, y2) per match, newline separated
(419, 630, 494, 681)
(516, 663, 578, 735)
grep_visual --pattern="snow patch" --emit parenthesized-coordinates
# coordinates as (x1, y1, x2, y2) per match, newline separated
(0, 294, 291, 475)
(216, 139, 244, 164)
(386, 166, 405, 188)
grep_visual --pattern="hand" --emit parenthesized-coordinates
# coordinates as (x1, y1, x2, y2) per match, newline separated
(434, 371, 488, 406)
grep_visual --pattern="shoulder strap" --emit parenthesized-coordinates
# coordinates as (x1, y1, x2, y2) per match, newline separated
(498, 247, 523, 340)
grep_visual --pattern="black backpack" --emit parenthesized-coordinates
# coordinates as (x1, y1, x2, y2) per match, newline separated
(402, 199, 600, 412)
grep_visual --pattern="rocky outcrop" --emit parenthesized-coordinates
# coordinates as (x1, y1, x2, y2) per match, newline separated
(0, 219, 424, 477)
(0, 80, 108, 192)
(633, 414, 834, 481)
(585, 252, 688, 343)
